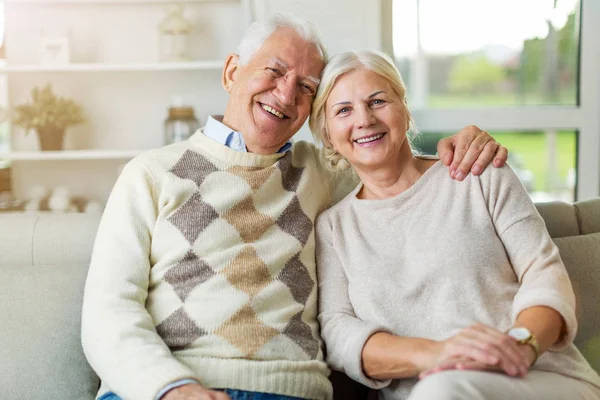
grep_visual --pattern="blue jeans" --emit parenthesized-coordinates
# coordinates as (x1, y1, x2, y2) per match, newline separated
(98, 389, 304, 400)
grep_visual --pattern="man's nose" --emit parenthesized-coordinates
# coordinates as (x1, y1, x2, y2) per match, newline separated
(273, 77, 296, 106)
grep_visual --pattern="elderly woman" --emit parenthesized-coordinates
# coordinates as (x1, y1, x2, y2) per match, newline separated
(310, 49, 600, 400)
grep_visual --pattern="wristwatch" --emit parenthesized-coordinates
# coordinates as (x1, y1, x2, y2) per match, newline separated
(507, 327, 540, 365)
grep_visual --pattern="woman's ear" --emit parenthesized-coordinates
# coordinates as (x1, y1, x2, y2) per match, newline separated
(222, 53, 240, 93)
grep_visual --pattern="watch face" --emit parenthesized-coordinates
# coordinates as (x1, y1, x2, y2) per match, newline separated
(508, 327, 531, 341)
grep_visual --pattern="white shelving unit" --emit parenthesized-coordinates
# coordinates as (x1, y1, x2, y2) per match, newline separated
(1, 0, 251, 202)
(3, 149, 143, 160)
(0, 61, 224, 73)
(6, 0, 236, 4)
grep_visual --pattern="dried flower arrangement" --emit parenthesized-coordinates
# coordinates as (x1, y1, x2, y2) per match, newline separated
(13, 84, 86, 150)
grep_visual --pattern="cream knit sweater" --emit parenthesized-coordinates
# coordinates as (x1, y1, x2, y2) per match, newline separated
(316, 161, 600, 399)
(82, 131, 356, 400)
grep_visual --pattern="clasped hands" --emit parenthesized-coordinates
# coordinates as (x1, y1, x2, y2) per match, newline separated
(419, 323, 537, 379)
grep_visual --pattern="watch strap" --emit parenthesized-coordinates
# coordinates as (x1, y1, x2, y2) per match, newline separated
(524, 334, 540, 366)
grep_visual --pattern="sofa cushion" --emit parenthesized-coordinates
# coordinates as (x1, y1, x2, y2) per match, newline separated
(0, 262, 99, 400)
(553, 232, 600, 372)
(34, 213, 100, 265)
(536, 202, 580, 238)
(0, 214, 38, 265)
(575, 198, 600, 235)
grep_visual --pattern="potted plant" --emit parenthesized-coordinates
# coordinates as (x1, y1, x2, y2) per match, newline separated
(13, 84, 86, 151)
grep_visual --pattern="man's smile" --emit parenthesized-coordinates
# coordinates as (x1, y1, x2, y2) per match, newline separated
(259, 102, 289, 119)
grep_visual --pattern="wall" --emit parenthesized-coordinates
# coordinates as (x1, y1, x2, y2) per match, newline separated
(3, 0, 382, 203)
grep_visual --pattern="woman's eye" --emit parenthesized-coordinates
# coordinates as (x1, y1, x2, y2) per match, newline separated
(371, 99, 385, 106)
(337, 107, 350, 115)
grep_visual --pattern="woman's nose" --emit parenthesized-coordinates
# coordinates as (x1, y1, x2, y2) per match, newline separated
(356, 106, 376, 129)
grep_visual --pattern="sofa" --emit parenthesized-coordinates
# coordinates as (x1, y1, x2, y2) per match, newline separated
(1, 199, 599, 400)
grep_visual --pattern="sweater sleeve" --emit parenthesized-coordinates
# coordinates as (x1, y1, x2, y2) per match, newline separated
(482, 165, 578, 350)
(81, 160, 197, 400)
(315, 214, 392, 389)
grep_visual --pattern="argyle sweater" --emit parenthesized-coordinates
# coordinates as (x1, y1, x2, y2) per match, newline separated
(82, 131, 357, 400)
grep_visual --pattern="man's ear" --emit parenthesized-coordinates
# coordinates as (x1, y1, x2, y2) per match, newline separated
(222, 53, 240, 93)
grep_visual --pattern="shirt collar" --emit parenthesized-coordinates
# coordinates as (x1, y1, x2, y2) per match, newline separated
(203, 115, 292, 154)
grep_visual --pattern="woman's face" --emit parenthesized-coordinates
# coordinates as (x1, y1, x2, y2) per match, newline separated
(325, 67, 409, 170)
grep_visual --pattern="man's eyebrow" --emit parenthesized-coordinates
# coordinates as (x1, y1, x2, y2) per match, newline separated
(269, 57, 320, 85)
(270, 57, 288, 69)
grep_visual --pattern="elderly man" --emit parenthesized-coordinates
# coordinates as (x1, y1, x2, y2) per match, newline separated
(81, 14, 507, 400)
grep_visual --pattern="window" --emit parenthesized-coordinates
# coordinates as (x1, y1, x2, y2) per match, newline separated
(413, 130, 577, 202)
(394, 0, 580, 108)
(0, 2, 8, 167)
(0, 2, 9, 155)
(385, 0, 600, 202)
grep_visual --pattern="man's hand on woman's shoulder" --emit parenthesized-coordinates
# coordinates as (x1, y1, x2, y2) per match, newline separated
(437, 125, 508, 181)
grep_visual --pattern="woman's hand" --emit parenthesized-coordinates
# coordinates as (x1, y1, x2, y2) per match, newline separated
(419, 356, 502, 379)
(425, 324, 530, 378)
(420, 342, 536, 379)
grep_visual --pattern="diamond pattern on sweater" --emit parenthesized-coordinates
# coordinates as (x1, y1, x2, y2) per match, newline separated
(283, 311, 319, 359)
(222, 246, 272, 297)
(215, 304, 279, 357)
(168, 192, 219, 244)
(169, 150, 220, 187)
(227, 165, 276, 191)
(160, 147, 318, 359)
(276, 196, 312, 246)
(223, 195, 273, 243)
(277, 253, 314, 305)
(156, 307, 207, 350)
(277, 152, 305, 193)
(164, 250, 215, 302)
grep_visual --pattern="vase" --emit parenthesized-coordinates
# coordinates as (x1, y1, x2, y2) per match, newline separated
(36, 127, 65, 151)
(159, 5, 191, 62)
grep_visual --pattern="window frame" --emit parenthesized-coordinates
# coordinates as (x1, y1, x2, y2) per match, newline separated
(382, 0, 600, 201)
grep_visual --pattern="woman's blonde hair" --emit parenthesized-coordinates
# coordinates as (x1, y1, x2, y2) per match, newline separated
(309, 49, 413, 169)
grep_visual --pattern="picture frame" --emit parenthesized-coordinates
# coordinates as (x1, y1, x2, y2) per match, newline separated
(40, 36, 70, 65)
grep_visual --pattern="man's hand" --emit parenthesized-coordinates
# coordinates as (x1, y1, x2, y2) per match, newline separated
(162, 384, 231, 400)
(437, 125, 508, 181)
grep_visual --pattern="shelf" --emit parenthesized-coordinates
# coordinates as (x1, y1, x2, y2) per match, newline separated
(2, 150, 144, 160)
(0, 61, 224, 73)
(6, 0, 234, 4)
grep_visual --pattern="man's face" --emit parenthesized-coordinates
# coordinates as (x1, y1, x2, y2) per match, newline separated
(222, 27, 325, 155)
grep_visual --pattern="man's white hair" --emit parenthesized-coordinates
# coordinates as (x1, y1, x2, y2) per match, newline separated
(237, 13, 328, 66)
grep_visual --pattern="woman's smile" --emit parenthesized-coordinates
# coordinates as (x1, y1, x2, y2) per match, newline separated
(354, 132, 387, 146)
